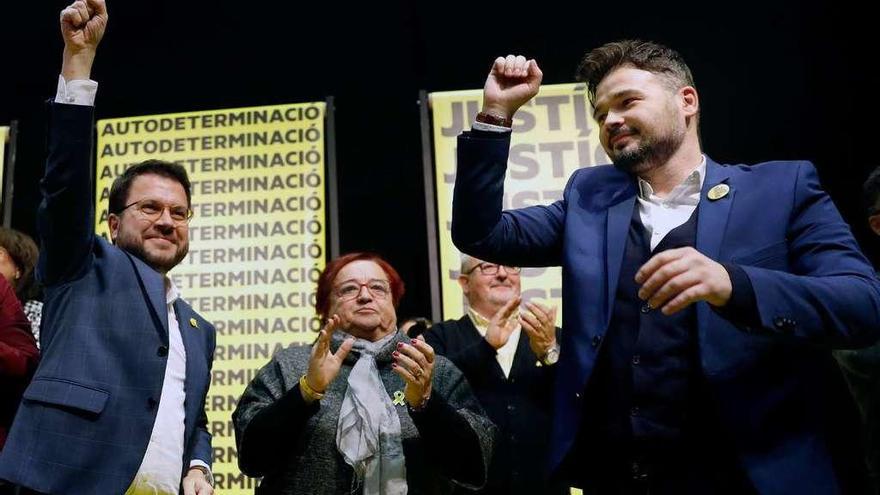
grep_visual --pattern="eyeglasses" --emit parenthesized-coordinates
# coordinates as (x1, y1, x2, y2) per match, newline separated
(118, 199, 194, 225)
(463, 263, 522, 276)
(335, 279, 392, 301)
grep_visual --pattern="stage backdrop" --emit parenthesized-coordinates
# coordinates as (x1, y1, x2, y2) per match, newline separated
(427, 83, 609, 324)
(1, 125, 8, 204)
(95, 102, 329, 492)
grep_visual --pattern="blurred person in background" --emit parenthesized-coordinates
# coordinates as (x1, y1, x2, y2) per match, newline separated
(0, 228, 42, 346)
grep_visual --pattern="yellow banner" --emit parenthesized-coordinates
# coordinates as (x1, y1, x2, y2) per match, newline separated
(1, 126, 8, 204)
(429, 84, 608, 323)
(96, 103, 327, 493)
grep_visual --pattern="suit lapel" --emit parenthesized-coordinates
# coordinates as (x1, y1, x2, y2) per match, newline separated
(173, 299, 208, 447)
(605, 184, 638, 326)
(124, 251, 169, 341)
(174, 299, 204, 376)
(509, 324, 537, 380)
(460, 315, 507, 382)
(174, 301, 203, 369)
(695, 158, 735, 334)
(696, 159, 735, 262)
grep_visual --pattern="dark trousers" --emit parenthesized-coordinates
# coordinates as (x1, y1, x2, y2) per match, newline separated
(561, 436, 756, 495)
(0, 484, 45, 495)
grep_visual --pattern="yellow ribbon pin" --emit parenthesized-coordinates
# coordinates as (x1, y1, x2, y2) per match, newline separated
(189, 318, 198, 328)
(392, 391, 406, 406)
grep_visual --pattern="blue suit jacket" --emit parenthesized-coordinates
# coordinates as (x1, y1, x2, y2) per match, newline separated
(0, 103, 215, 494)
(451, 130, 880, 494)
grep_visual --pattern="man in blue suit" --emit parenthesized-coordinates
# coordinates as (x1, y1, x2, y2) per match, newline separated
(452, 41, 880, 494)
(836, 166, 880, 494)
(0, 1, 215, 493)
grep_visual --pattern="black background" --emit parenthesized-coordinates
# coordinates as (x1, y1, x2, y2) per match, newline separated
(1, 0, 876, 320)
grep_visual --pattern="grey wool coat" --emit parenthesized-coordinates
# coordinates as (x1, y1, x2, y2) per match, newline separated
(233, 330, 496, 495)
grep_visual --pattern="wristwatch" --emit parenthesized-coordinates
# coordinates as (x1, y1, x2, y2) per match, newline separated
(540, 342, 560, 366)
(189, 465, 214, 487)
(475, 111, 513, 128)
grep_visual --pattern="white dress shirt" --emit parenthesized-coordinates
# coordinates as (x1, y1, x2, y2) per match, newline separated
(467, 307, 521, 378)
(126, 280, 188, 495)
(637, 158, 706, 250)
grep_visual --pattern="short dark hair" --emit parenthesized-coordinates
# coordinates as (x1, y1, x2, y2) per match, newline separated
(315, 252, 406, 322)
(108, 159, 191, 215)
(865, 166, 880, 216)
(577, 39, 696, 108)
(0, 227, 40, 300)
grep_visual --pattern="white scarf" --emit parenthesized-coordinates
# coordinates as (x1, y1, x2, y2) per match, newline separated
(334, 331, 407, 495)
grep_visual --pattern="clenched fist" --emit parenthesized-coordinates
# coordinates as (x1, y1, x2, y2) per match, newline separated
(60, 0, 108, 80)
(481, 55, 543, 121)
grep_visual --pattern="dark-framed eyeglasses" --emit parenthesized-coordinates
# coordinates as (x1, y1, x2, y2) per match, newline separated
(335, 279, 392, 301)
(118, 199, 194, 225)
(463, 263, 522, 276)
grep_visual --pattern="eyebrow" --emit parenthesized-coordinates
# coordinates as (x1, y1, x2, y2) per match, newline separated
(592, 88, 643, 119)
(131, 198, 189, 207)
(336, 277, 389, 285)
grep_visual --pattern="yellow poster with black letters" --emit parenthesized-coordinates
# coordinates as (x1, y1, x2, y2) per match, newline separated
(429, 84, 609, 325)
(1, 126, 8, 204)
(96, 103, 327, 493)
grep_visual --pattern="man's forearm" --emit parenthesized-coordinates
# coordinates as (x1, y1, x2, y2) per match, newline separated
(61, 47, 96, 82)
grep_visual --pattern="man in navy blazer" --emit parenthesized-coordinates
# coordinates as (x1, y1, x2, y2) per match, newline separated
(0, 1, 215, 493)
(425, 255, 565, 495)
(452, 41, 880, 494)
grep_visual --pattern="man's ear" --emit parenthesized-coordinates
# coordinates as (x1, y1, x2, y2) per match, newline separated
(108, 213, 120, 244)
(679, 86, 699, 119)
(869, 213, 880, 236)
(458, 275, 470, 296)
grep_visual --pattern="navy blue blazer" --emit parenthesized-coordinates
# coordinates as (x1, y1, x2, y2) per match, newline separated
(0, 103, 216, 494)
(451, 130, 880, 494)
(426, 315, 565, 495)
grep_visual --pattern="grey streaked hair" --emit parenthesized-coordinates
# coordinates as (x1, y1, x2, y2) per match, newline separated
(460, 253, 480, 274)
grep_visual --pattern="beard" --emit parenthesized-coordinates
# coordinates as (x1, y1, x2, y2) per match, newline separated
(608, 106, 688, 174)
(611, 130, 683, 174)
(116, 233, 188, 274)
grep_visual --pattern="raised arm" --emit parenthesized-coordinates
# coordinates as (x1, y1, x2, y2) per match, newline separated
(37, 0, 108, 286)
(452, 56, 569, 267)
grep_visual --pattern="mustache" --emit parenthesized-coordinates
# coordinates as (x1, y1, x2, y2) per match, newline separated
(609, 126, 638, 140)
(145, 234, 177, 243)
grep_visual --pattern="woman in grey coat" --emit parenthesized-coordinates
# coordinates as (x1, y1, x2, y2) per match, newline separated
(233, 252, 495, 495)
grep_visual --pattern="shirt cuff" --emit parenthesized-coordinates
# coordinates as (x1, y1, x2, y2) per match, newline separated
(188, 460, 213, 485)
(55, 75, 98, 106)
(471, 120, 512, 133)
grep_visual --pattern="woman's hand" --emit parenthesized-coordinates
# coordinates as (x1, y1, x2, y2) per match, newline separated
(304, 315, 354, 397)
(392, 338, 435, 409)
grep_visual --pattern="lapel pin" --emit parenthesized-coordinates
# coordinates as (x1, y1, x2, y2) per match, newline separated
(392, 390, 406, 406)
(707, 184, 730, 201)
(189, 318, 198, 328)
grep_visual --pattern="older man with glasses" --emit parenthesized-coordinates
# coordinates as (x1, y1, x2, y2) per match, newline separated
(424, 255, 566, 495)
